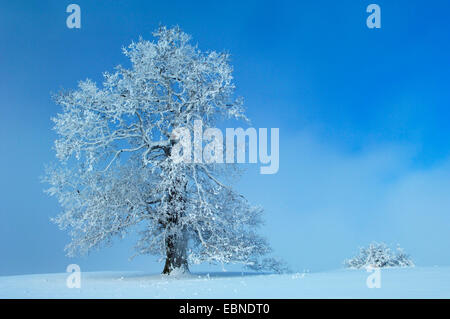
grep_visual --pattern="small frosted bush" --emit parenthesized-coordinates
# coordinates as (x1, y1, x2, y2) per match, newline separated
(344, 242, 414, 269)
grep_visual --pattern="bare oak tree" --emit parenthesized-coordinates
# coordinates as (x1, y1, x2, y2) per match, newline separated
(44, 26, 277, 274)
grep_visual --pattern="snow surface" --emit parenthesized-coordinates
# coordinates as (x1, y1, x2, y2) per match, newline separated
(0, 267, 449, 298)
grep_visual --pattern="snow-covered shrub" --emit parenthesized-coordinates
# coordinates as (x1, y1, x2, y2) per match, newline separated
(344, 242, 414, 269)
(393, 247, 415, 268)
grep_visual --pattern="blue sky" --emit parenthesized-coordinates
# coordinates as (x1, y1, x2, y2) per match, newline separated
(1, 0, 450, 275)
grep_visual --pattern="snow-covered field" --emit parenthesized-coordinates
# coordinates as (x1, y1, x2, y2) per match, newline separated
(1, 267, 449, 299)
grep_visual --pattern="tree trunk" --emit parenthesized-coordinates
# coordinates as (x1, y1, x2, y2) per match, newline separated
(161, 161, 189, 275)
(162, 232, 189, 274)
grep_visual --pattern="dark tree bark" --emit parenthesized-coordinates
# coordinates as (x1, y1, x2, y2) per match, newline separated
(162, 169, 189, 275)
(162, 232, 189, 274)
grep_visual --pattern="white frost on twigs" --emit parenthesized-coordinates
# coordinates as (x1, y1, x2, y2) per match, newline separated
(44, 26, 281, 273)
(344, 242, 414, 269)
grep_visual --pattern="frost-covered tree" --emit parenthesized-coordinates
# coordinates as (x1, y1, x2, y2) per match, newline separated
(44, 26, 276, 275)
(344, 242, 414, 269)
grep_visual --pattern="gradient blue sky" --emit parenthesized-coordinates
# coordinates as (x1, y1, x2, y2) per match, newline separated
(1, 0, 450, 275)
